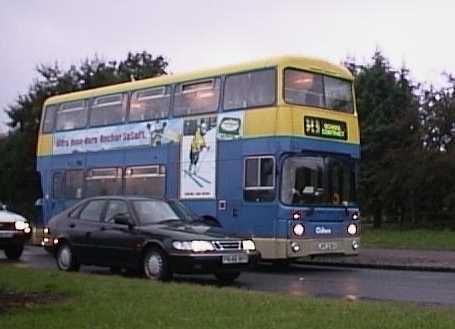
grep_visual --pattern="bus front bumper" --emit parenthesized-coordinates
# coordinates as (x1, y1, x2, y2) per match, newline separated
(255, 237, 360, 259)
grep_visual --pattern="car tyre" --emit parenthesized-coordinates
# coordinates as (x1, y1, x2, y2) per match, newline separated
(56, 242, 80, 272)
(143, 247, 172, 281)
(215, 271, 240, 284)
(4, 244, 24, 260)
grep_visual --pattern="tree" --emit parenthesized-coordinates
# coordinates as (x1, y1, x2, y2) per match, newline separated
(346, 51, 420, 228)
(0, 51, 168, 218)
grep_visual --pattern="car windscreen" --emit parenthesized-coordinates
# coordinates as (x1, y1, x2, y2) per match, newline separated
(132, 200, 194, 225)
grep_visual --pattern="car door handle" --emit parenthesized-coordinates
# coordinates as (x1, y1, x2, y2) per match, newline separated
(100, 226, 106, 231)
(69, 223, 76, 228)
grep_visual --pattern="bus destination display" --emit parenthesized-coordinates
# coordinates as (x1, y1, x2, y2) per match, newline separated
(304, 116, 347, 140)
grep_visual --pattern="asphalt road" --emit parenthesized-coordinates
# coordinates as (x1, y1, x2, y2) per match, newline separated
(2, 246, 455, 306)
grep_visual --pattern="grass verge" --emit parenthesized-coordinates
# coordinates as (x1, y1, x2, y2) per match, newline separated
(0, 266, 454, 329)
(362, 228, 455, 250)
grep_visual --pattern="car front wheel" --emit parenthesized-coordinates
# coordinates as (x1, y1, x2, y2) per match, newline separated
(215, 271, 241, 284)
(143, 248, 172, 281)
(4, 244, 24, 260)
(56, 243, 80, 272)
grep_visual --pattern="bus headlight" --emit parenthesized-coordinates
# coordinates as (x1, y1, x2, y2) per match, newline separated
(352, 240, 360, 250)
(347, 223, 357, 235)
(242, 240, 256, 251)
(293, 223, 305, 236)
(291, 242, 301, 252)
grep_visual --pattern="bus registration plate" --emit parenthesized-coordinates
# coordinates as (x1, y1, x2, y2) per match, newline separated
(316, 241, 338, 251)
(222, 254, 248, 264)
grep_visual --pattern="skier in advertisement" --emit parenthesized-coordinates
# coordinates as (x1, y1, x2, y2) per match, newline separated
(188, 121, 209, 175)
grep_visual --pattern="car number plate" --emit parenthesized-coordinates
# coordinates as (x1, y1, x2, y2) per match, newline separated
(0, 231, 14, 238)
(222, 254, 248, 264)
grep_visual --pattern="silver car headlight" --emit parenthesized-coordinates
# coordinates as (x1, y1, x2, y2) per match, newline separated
(15, 221, 28, 230)
(172, 240, 215, 252)
(191, 240, 215, 252)
(172, 241, 192, 251)
(242, 240, 256, 251)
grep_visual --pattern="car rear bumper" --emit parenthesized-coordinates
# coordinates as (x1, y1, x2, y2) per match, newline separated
(168, 251, 259, 274)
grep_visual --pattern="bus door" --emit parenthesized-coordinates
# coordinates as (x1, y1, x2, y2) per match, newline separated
(220, 156, 277, 237)
(49, 170, 66, 218)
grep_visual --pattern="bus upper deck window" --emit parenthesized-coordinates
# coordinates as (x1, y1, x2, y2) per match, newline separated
(284, 68, 354, 113)
(130, 86, 171, 122)
(223, 69, 276, 111)
(173, 78, 220, 117)
(324, 76, 354, 113)
(90, 94, 125, 127)
(284, 69, 324, 108)
(42, 105, 58, 133)
(55, 100, 87, 131)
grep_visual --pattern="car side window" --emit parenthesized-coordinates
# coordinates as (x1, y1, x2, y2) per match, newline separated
(105, 200, 130, 223)
(79, 200, 106, 222)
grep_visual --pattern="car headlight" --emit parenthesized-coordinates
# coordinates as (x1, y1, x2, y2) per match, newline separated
(172, 240, 215, 252)
(15, 221, 27, 230)
(191, 240, 215, 252)
(172, 241, 192, 250)
(293, 223, 305, 236)
(347, 223, 357, 235)
(242, 240, 256, 251)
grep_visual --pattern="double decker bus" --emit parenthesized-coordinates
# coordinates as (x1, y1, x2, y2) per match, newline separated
(36, 55, 360, 260)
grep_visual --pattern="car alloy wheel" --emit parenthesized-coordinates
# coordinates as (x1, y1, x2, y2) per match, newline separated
(143, 248, 171, 281)
(4, 244, 24, 260)
(56, 243, 80, 272)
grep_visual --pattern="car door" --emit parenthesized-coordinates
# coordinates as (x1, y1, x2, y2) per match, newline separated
(92, 199, 139, 267)
(71, 199, 108, 265)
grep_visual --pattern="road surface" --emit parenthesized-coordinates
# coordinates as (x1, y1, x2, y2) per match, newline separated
(2, 246, 455, 306)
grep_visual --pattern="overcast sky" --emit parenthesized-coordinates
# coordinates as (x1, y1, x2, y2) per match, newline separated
(1, 0, 454, 132)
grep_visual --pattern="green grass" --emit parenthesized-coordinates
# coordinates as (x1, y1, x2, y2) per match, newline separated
(1, 266, 454, 329)
(362, 228, 455, 250)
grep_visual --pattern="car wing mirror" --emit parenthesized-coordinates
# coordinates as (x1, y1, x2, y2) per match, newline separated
(113, 213, 134, 227)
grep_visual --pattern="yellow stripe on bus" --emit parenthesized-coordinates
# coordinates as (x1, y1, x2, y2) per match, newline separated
(37, 134, 53, 156)
(243, 107, 360, 144)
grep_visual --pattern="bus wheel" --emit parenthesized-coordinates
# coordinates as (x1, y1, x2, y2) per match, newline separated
(4, 244, 24, 260)
(56, 243, 80, 272)
(215, 271, 240, 284)
(143, 248, 172, 281)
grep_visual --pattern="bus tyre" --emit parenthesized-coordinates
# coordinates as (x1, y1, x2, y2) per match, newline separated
(215, 271, 240, 284)
(56, 243, 80, 272)
(4, 244, 24, 260)
(143, 248, 172, 281)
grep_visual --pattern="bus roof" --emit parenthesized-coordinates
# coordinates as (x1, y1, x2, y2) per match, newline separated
(44, 55, 353, 106)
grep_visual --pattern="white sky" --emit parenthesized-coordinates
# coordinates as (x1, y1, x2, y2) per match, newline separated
(1, 0, 454, 132)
